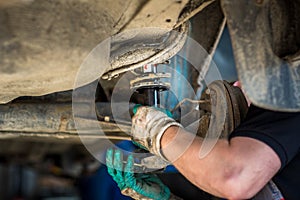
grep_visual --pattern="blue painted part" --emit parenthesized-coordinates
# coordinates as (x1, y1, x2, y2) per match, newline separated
(78, 165, 133, 200)
(212, 26, 238, 82)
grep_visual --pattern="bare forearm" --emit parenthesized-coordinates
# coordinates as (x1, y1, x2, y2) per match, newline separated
(160, 126, 281, 199)
(160, 126, 233, 198)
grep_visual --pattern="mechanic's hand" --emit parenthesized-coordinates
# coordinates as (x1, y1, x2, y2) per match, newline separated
(131, 106, 182, 160)
(106, 148, 171, 200)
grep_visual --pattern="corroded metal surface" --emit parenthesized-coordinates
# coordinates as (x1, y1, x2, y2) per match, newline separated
(102, 0, 223, 80)
(0, 0, 191, 103)
(123, 0, 190, 30)
(176, 0, 215, 28)
(0, 0, 222, 104)
(0, 101, 131, 141)
(222, 0, 300, 111)
(0, 0, 140, 103)
(199, 80, 248, 138)
(102, 24, 189, 80)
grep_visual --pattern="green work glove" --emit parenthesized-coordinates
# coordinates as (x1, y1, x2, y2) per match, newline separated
(106, 148, 171, 200)
(131, 106, 182, 161)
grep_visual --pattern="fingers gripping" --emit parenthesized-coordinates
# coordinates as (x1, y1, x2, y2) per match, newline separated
(106, 148, 126, 190)
(114, 149, 125, 183)
(107, 149, 172, 200)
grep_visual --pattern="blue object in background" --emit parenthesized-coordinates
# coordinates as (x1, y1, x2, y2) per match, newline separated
(212, 26, 238, 82)
(78, 141, 136, 200)
(78, 164, 132, 200)
(78, 165, 131, 200)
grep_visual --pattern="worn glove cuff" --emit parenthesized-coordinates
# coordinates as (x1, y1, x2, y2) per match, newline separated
(151, 120, 182, 161)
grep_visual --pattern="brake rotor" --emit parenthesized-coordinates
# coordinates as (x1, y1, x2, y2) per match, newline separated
(197, 80, 248, 158)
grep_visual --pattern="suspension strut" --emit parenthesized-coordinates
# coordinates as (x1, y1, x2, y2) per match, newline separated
(130, 63, 171, 108)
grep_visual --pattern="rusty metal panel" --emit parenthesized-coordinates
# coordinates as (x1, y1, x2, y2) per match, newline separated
(0, 0, 197, 104)
(0, 0, 222, 104)
(0, 0, 145, 104)
(0, 100, 130, 141)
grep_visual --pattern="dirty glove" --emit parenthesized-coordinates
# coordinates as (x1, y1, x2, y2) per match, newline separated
(106, 148, 171, 200)
(131, 106, 182, 160)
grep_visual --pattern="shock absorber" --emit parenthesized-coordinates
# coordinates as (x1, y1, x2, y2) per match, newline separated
(130, 63, 171, 108)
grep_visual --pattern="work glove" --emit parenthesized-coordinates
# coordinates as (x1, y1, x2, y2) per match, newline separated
(106, 148, 172, 200)
(131, 106, 182, 161)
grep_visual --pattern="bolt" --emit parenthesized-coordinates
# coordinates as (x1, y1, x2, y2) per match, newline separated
(205, 89, 210, 95)
(104, 116, 110, 122)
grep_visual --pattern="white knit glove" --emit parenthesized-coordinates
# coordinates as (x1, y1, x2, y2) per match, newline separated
(131, 107, 182, 160)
